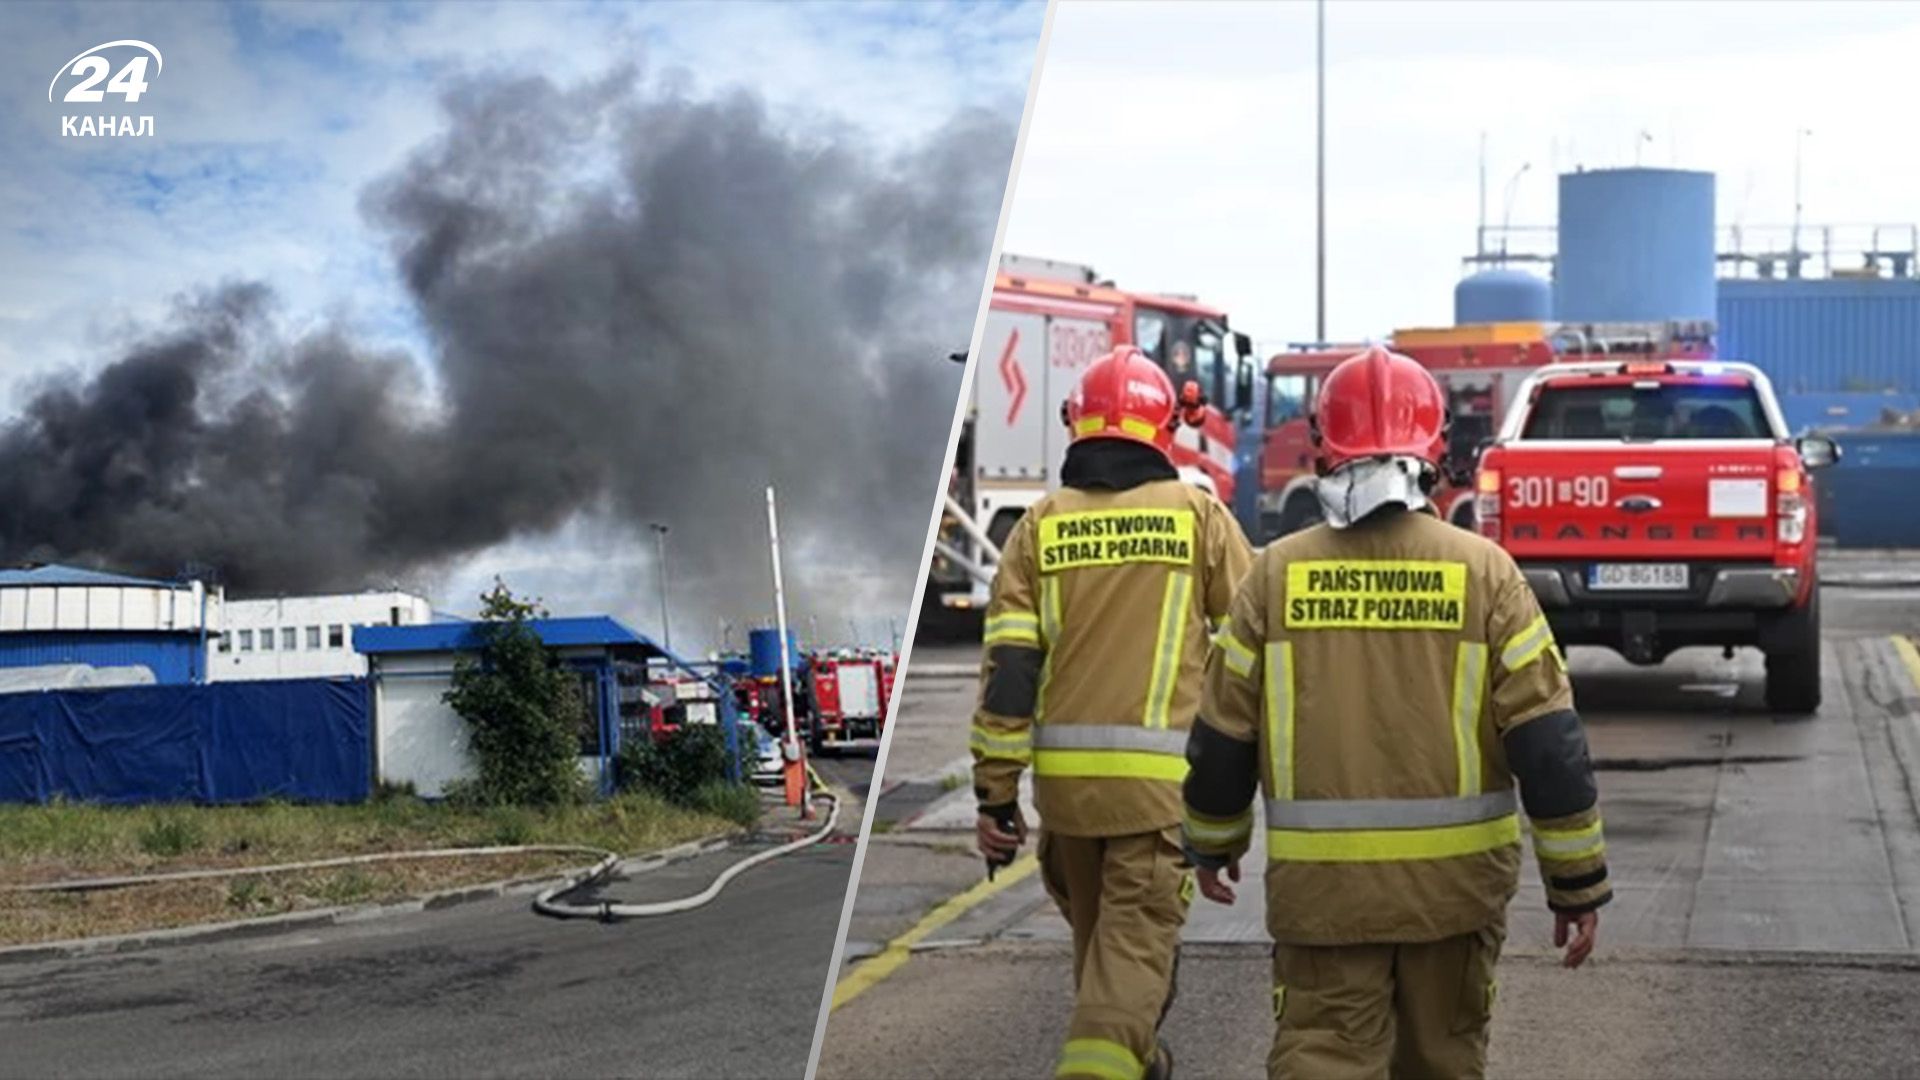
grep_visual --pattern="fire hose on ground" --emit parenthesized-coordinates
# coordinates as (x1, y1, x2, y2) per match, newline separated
(7, 768, 843, 922)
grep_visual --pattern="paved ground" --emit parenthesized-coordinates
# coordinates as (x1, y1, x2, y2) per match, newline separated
(820, 576, 1920, 1078)
(0, 773, 873, 1079)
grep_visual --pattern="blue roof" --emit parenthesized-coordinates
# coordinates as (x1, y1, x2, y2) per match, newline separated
(0, 563, 182, 588)
(354, 616, 662, 656)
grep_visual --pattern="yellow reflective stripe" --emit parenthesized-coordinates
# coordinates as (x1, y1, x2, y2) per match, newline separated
(1534, 818, 1605, 861)
(1073, 417, 1108, 437)
(1032, 750, 1189, 782)
(1035, 577, 1061, 723)
(1183, 806, 1253, 847)
(969, 724, 1032, 762)
(1267, 813, 1521, 862)
(1266, 641, 1295, 800)
(1118, 417, 1160, 443)
(1452, 642, 1487, 796)
(984, 610, 1040, 646)
(1215, 627, 1257, 679)
(1056, 1037, 1144, 1080)
(1142, 572, 1193, 729)
(1502, 614, 1554, 672)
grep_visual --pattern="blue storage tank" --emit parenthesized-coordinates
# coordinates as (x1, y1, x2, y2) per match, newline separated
(748, 628, 799, 677)
(1454, 269, 1552, 324)
(1818, 430, 1920, 547)
(1718, 278, 1920, 393)
(1555, 168, 1715, 323)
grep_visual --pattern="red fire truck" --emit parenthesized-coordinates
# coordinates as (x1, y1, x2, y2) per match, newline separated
(1257, 322, 1714, 541)
(806, 650, 893, 752)
(929, 254, 1258, 612)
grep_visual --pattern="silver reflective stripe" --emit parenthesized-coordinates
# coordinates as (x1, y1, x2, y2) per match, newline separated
(1033, 725, 1189, 755)
(1452, 642, 1487, 796)
(1502, 615, 1553, 671)
(1263, 790, 1517, 830)
(1266, 642, 1295, 800)
(1142, 572, 1193, 729)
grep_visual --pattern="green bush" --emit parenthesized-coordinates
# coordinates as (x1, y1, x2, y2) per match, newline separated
(692, 780, 763, 827)
(618, 726, 757, 826)
(136, 812, 204, 858)
(441, 581, 586, 807)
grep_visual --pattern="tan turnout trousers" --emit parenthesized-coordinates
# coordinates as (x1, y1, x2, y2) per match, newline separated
(1270, 920, 1505, 1080)
(1038, 827, 1194, 1075)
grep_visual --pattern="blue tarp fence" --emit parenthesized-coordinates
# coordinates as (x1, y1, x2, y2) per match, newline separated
(0, 678, 370, 805)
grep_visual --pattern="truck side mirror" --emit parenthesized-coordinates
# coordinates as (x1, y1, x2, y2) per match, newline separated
(1797, 434, 1840, 470)
(1235, 361, 1255, 419)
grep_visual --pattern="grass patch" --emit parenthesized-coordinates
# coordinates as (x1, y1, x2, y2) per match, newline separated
(0, 793, 745, 947)
(939, 772, 968, 793)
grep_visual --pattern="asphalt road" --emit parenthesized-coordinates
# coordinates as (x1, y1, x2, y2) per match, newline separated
(820, 572, 1920, 1078)
(0, 780, 873, 1079)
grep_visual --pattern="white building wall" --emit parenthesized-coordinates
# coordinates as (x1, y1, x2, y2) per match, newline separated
(0, 582, 220, 633)
(211, 592, 433, 682)
(370, 645, 611, 798)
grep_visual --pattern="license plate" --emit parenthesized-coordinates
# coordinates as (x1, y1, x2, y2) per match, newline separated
(1588, 563, 1689, 591)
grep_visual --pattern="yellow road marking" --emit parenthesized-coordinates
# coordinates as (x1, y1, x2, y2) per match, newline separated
(1891, 636, 1920, 692)
(830, 853, 1038, 1011)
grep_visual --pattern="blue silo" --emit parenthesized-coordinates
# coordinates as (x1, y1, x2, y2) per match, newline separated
(749, 628, 799, 677)
(1555, 167, 1715, 323)
(1455, 269, 1553, 324)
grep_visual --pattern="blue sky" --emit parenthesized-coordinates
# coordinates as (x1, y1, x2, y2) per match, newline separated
(0, 0, 1043, 640)
(1, 0, 1041, 395)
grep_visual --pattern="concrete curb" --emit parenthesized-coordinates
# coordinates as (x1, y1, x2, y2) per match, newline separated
(0, 831, 737, 967)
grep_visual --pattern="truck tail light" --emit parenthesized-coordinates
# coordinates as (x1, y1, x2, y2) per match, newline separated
(1475, 468, 1502, 540)
(1777, 468, 1807, 544)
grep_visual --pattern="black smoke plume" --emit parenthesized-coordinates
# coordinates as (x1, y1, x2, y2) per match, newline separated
(0, 68, 1010, 635)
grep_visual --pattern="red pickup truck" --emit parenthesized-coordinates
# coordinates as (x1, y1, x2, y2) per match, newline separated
(1474, 359, 1840, 712)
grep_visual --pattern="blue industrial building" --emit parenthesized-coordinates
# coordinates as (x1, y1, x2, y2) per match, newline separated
(1719, 277, 1920, 394)
(0, 564, 216, 686)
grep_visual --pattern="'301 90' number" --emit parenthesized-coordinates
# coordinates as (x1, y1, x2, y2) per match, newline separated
(1507, 475, 1610, 508)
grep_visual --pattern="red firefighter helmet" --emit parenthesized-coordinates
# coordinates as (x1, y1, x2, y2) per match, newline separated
(1310, 346, 1448, 472)
(1061, 346, 1180, 457)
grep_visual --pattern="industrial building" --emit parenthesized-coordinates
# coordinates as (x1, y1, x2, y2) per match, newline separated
(1456, 164, 1920, 546)
(354, 616, 687, 798)
(211, 590, 434, 682)
(0, 564, 222, 688)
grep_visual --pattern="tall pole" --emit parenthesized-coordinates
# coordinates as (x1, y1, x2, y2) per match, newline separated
(650, 523, 672, 652)
(1315, 0, 1326, 343)
(1793, 128, 1810, 261)
(1477, 131, 1487, 257)
(766, 486, 809, 815)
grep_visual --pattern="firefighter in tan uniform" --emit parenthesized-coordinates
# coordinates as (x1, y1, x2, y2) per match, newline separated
(1182, 347, 1611, 1079)
(972, 346, 1254, 1080)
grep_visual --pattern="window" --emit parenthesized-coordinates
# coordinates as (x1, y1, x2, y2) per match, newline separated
(306, 625, 322, 650)
(259, 628, 273, 651)
(1522, 382, 1768, 441)
(1192, 328, 1225, 409)
(1267, 374, 1313, 427)
(390, 606, 403, 627)
(282, 627, 297, 651)
(329, 624, 345, 649)
(218, 634, 232, 654)
(1132, 310, 1168, 365)
(574, 671, 602, 756)
(238, 630, 253, 652)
